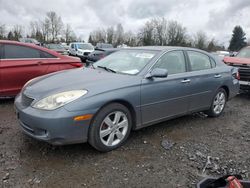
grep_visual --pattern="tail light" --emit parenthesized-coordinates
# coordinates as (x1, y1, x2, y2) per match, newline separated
(70, 62, 83, 67)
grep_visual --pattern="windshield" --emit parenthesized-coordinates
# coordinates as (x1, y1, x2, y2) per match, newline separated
(236, 48, 250, 58)
(97, 43, 113, 48)
(93, 50, 157, 75)
(77, 43, 94, 50)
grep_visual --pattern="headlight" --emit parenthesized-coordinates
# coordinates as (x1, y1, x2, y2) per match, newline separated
(32, 90, 87, 110)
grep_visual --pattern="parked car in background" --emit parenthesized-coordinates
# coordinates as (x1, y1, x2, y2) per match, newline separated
(86, 48, 119, 66)
(45, 43, 68, 55)
(224, 46, 250, 91)
(95, 43, 113, 49)
(68, 42, 94, 61)
(0, 40, 83, 97)
(15, 46, 239, 152)
(216, 51, 230, 58)
(61, 43, 70, 51)
(19, 38, 40, 46)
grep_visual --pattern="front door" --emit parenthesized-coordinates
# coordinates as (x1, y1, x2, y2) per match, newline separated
(141, 50, 190, 126)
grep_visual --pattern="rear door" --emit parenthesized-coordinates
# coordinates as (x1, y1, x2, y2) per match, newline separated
(185, 50, 222, 112)
(0, 44, 49, 96)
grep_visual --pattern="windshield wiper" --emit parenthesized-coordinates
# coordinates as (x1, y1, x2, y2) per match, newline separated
(97, 66, 116, 73)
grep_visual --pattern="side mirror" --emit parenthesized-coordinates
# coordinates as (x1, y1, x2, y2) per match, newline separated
(146, 68, 168, 79)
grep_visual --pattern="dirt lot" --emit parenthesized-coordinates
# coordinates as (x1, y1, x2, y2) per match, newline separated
(0, 93, 250, 188)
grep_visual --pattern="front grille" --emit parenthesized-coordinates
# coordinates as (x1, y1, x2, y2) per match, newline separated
(21, 94, 34, 107)
(230, 63, 250, 81)
(84, 52, 90, 56)
(239, 67, 250, 81)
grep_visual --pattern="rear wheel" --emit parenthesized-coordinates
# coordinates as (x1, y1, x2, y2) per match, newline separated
(205, 88, 227, 117)
(88, 103, 132, 152)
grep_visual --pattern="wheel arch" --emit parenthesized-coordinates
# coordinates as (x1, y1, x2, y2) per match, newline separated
(220, 85, 229, 100)
(90, 99, 138, 130)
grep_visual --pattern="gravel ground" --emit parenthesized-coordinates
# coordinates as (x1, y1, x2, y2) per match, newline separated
(0, 93, 250, 188)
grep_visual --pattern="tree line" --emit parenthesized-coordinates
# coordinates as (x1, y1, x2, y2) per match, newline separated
(88, 17, 248, 52)
(88, 18, 227, 51)
(0, 11, 79, 44)
(0, 12, 248, 52)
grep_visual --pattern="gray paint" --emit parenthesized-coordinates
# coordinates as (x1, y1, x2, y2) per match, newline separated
(15, 47, 240, 145)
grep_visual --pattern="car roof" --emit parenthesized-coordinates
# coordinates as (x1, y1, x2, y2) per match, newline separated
(128, 46, 207, 52)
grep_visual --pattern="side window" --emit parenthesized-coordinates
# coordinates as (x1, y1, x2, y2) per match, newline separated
(187, 51, 212, 71)
(153, 51, 186, 75)
(40, 51, 57, 58)
(71, 44, 74, 48)
(3, 44, 40, 59)
(0, 44, 3, 59)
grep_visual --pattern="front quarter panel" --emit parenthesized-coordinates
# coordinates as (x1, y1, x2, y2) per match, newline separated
(64, 81, 142, 128)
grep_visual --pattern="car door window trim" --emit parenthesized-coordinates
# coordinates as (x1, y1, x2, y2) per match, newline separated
(144, 49, 188, 78)
(186, 50, 215, 72)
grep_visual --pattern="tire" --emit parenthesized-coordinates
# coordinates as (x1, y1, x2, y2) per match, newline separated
(205, 88, 227, 117)
(88, 103, 132, 152)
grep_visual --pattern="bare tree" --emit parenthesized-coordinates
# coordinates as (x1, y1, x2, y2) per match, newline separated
(13, 25, 23, 40)
(89, 28, 106, 45)
(138, 21, 155, 46)
(29, 21, 44, 42)
(152, 17, 167, 45)
(114, 23, 124, 46)
(167, 21, 187, 46)
(46, 11, 64, 42)
(64, 24, 76, 43)
(106, 26, 114, 44)
(0, 24, 6, 39)
(40, 19, 50, 43)
(193, 31, 208, 50)
(123, 31, 137, 46)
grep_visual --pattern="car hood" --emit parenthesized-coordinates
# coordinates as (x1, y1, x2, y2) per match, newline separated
(224, 56, 250, 65)
(78, 49, 93, 53)
(23, 68, 140, 100)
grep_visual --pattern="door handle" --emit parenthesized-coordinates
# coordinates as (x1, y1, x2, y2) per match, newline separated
(214, 74, 221, 78)
(181, 79, 191, 83)
(37, 61, 43, 65)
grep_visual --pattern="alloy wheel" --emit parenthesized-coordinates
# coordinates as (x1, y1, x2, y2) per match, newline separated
(213, 91, 226, 114)
(99, 111, 129, 147)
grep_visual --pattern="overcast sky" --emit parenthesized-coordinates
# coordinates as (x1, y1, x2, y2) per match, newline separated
(0, 0, 250, 46)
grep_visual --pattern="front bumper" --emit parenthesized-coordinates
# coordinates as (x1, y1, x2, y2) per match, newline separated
(239, 80, 250, 90)
(14, 94, 92, 145)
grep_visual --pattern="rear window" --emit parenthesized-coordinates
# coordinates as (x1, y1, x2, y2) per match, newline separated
(187, 51, 212, 71)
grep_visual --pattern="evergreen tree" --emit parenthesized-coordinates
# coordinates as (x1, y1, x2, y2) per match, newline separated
(7, 31, 14, 40)
(228, 26, 247, 51)
(88, 35, 93, 44)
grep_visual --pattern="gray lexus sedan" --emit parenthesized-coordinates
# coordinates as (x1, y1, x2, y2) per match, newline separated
(15, 47, 240, 152)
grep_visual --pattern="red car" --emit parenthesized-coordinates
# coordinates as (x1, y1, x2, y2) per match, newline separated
(0, 40, 83, 97)
(224, 46, 250, 91)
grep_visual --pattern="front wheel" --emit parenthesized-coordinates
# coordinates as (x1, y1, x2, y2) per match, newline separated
(205, 88, 227, 117)
(88, 103, 132, 152)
